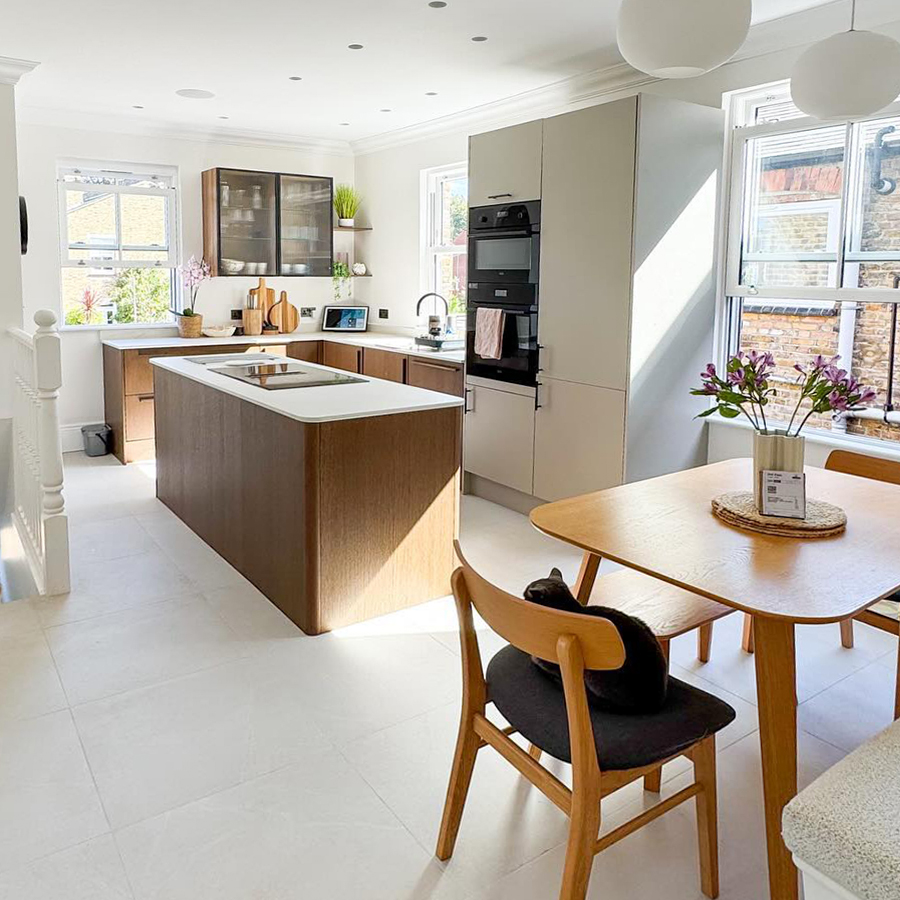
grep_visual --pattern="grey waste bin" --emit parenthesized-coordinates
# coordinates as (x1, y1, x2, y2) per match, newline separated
(81, 423, 111, 457)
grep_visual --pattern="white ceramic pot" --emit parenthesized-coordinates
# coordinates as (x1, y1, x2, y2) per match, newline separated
(338, 217, 355, 228)
(753, 431, 805, 511)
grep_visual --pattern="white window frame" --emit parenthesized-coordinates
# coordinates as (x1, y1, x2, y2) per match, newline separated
(723, 83, 900, 305)
(420, 162, 468, 297)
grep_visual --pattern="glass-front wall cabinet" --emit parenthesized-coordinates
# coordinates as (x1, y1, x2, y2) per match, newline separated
(202, 168, 333, 277)
(279, 174, 333, 276)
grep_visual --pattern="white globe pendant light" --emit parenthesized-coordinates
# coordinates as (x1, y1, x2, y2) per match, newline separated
(616, 0, 752, 79)
(791, 0, 900, 120)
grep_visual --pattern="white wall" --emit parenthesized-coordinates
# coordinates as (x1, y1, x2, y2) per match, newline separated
(0, 83, 24, 508)
(16, 122, 354, 436)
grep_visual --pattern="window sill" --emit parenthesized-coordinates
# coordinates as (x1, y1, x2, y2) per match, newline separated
(60, 322, 178, 334)
(707, 415, 900, 463)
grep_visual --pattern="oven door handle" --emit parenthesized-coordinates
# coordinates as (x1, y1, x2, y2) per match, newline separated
(470, 228, 533, 239)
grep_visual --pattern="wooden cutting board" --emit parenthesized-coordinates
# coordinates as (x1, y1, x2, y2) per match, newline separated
(268, 291, 299, 333)
(249, 277, 275, 321)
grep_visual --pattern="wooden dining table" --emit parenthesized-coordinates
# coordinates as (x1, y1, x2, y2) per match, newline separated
(530, 457, 900, 900)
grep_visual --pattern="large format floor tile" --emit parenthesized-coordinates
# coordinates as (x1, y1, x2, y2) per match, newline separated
(74, 655, 333, 828)
(0, 598, 41, 638)
(46, 599, 245, 705)
(115, 756, 466, 900)
(0, 710, 108, 873)
(0, 631, 67, 722)
(0, 835, 133, 900)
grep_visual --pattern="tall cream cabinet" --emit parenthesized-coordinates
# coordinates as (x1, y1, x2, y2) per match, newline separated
(465, 93, 724, 505)
(467, 120, 543, 208)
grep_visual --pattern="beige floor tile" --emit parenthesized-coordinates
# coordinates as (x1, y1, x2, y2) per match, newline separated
(0, 598, 41, 638)
(0, 631, 67, 722)
(0, 711, 108, 873)
(46, 600, 245, 705)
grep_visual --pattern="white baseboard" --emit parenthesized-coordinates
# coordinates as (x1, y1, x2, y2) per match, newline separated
(61, 423, 89, 454)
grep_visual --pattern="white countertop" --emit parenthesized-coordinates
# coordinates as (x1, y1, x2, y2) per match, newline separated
(150, 354, 464, 424)
(103, 331, 465, 364)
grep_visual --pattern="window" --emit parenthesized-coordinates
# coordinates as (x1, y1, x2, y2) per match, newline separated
(421, 164, 468, 317)
(58, 162, 179, 326)
(722, 82, 900, 444)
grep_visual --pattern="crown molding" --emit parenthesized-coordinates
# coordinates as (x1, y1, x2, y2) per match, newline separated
(15, 104, 353, 157)
(351, 63, 657, 157)
(0, 57, 39, 86)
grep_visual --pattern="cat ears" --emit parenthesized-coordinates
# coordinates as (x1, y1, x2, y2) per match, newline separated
(549, 567, 563, 580)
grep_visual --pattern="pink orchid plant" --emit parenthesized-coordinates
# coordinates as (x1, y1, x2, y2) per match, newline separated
(692, 350, 876, 436)
(178, 256, 211, 317)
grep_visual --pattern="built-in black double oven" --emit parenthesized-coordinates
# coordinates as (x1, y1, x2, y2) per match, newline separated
(466, 200, 540, 387)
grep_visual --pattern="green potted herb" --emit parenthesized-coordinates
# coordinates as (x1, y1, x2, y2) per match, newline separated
(334, 184, 362, 228)
(332, 259, 352, 301)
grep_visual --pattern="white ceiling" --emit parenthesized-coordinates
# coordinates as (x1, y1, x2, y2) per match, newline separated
(5, 0, 835, 144)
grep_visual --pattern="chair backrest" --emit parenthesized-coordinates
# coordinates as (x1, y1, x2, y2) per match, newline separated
(825, 449, 900, 486)
(452, 542, 625, 670)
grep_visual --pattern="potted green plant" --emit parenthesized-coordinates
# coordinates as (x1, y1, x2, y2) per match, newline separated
(174, 256, 210, 339)
(692, 351, 876, 512)
(332, 259, 352, 301)
(334, 184, 362, 228)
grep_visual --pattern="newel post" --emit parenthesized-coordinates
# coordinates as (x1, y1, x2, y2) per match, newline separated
(32, 309, 70, 594)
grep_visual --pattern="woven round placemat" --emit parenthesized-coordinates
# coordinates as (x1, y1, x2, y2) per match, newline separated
(711, 491, 847, 539)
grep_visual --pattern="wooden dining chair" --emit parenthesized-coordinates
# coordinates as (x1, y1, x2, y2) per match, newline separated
(735, 450, 900, 717)
(437, 543, 736, 900)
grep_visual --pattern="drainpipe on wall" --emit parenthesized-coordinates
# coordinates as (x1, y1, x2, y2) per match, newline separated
(832, 300, 858, 434)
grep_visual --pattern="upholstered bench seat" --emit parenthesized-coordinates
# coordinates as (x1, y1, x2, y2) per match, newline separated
(783, 719, 900, 900)
(486, 644, 736, 770)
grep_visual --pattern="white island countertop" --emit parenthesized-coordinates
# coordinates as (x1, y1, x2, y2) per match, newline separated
(150, 354, 464, 424)
(103, 331, 465, 364)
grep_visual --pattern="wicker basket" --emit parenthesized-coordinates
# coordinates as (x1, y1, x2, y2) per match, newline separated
(176, 313, 203, 339)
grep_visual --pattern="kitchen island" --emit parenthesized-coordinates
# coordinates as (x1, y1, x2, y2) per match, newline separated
(151, 354, 463, 634)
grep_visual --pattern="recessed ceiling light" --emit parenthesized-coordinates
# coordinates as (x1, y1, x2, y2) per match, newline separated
(175, 88, 215, 99)
(380, 108, 392, 112)
(425, 91, 438, 96)
(288, 75, 303, 81)
(132, 105, 144, 109)
(428, 1, 448, 7)
(348, 43, 364, 50)
(218, 115, 229, 120)
(339, 122, 351, 126)
(471, 35, 488, 42)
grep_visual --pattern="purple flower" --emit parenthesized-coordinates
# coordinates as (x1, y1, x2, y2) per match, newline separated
(727, 368, 745, 385)
(859, 388, 877, 404)
(827, 391, 849, 411)
(704, 363, 717, 378)
(794, 363, 807, 375)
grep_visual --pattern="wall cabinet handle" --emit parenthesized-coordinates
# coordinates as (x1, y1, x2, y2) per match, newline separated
(464, 387, 474, 414)
(535, 381, 542, 411)
(487, 193, 513, 200)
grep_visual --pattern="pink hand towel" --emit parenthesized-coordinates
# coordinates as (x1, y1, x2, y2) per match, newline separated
(474, 307, 505, 360)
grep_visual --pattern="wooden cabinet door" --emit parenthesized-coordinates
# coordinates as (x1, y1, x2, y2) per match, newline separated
(323, 341, 362, 373)
(463, 383, 534, 495)
(125, 395, 156, 442)
(287, 342, 322, 364)
(124, 351, 155, 396)
(362, 347, 406, 383)
(539, 98, 637, 391)
(533, 377, 625, 502)
(468, 120, 543, 207)
(405, 357, 464, 396)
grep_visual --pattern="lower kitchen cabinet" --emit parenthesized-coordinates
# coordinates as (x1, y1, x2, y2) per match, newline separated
(533, 377, 626, 501)
(362, 347, 406, 383)
(323, 341, 362, 373)
(406, 357, 465, 397)
(287, 342, 322, 364)
(464, 382, 535, 495)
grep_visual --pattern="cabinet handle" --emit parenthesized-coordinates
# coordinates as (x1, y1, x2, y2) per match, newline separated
(412, 360, 457, 371)
(535, 381, 542, 411)
(138, 394, 154, 402)
(487, 193, 513, 200)
(464, 387, 473, 414)
(537, 343, 545, 373)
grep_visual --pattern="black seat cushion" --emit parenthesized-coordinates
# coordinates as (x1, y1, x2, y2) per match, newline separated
(487, 645, 736, 770)
(524, 568, 668, 714)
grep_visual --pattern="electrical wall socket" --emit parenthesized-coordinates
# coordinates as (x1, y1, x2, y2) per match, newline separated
(379, 308, 389, 319)
(300, 307, 316, 318)
(230, 309, 243, 321)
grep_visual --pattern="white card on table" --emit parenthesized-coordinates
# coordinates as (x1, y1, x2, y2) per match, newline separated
(761, 471, 806, 519)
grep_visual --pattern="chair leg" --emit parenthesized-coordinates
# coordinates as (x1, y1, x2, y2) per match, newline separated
(692, 735, 720, 900)
(558, 778, 601, 900)
(840, 618, 855, 649)
(697, 623, 713, 663)
(436, 718, 480, 861)
(741, 613, 755, 654)
(528, 743, 542, 762)
(643, 765, 663, 793)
